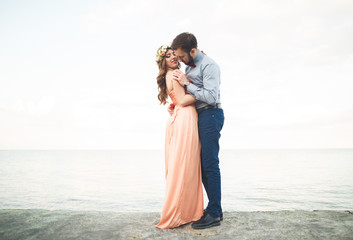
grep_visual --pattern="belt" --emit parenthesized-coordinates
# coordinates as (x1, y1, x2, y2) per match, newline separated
(197, 103, 222, 113)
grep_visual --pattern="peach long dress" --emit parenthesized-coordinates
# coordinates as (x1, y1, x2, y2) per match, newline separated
(156, 90, 204, 229)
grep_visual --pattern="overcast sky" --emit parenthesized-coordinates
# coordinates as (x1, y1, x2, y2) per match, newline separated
(1, 0, 352, 149)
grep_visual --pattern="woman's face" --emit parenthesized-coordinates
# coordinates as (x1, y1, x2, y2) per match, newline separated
(165, 49, 178, 69)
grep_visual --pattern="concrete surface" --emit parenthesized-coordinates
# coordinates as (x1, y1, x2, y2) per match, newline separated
(0, 209, 352, 239)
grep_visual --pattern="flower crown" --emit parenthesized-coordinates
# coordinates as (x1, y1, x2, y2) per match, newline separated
(155, 44, 172, 64)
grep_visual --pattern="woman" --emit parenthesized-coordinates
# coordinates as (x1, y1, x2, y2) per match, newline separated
(155, 44, 203, 229)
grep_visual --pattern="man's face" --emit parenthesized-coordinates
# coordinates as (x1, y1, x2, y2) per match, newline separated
(174, 48, 193, 65)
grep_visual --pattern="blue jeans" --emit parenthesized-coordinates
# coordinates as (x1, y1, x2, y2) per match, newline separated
(198, 108, 224, 218)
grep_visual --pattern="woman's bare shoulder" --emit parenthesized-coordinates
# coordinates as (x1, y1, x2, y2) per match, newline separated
(166, 70, 174, 92)
(166, 70, 174, 80)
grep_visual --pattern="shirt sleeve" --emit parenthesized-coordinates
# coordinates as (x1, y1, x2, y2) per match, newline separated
(186, 63, 220, 105)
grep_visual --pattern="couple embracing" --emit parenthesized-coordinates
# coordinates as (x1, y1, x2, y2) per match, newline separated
(155, 32, 225, 230)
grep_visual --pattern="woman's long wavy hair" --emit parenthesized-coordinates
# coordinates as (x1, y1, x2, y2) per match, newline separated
(156, 51, 169, 105)
(156, 46, 179, 105)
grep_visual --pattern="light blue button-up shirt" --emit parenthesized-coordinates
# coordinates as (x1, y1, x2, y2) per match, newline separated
(185, 50, 221, 110)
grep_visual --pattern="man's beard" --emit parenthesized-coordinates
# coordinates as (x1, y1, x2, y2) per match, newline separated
(186, 52, 194, 65)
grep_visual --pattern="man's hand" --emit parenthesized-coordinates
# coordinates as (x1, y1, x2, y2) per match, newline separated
(167, 103, 175, 116)
(172, 69, 188, 86)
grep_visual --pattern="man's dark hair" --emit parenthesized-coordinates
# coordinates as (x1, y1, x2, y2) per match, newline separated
(171, 32, 198, 52)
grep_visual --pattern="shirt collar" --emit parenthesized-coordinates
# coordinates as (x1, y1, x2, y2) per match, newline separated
(193, 49, 204, 66)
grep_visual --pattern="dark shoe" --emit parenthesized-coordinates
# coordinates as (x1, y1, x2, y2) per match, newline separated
(191, 213, 220, 229)
(202, 210, 223, 221)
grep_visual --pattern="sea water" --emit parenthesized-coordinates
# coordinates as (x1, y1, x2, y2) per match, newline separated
(0, 149, 352, 212)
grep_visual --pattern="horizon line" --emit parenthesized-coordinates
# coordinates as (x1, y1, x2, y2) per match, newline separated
(1, 148, 353, 151)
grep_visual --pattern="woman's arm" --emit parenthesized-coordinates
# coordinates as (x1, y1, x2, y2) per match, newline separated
(171, 77, 196, 106)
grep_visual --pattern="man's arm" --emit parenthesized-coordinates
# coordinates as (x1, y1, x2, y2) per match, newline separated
(187, 64, 220, 105)
(172, 78, 196, 106)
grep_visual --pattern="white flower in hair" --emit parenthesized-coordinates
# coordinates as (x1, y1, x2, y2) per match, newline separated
(155, 43, 171, 64)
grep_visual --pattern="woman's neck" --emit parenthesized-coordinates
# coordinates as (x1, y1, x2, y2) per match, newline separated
(167, 67, 177, 72)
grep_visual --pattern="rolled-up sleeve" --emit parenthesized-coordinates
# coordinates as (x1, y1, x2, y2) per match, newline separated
(187, 63, 220, 106)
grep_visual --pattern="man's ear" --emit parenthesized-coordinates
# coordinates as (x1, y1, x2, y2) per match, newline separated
(191, 48, 196, 54)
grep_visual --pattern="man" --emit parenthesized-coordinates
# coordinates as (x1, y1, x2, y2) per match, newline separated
(171, 32, 225, 229)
